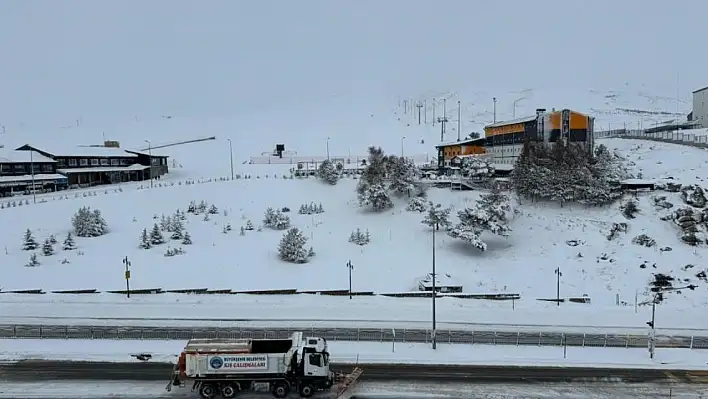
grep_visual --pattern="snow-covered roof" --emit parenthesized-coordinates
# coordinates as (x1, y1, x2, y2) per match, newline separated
(484, 115, 537, 129)
(435, 137, 484, 148)
(620, 179, 656, 185)
(57, 164, 149, 174)
(17, 144, 138, 158)
(0, 150, 56, 163)
(418, 273, 461, 288)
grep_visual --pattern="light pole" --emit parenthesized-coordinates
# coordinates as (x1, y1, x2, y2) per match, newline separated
(346, 260, 354, 299)
(401, 136, 406, 157)
(432, 222, 437, 349)
(326, 137, 330, 161)
(29, 150, 36, 204)
(493, 97, 497, 123)
(123, 256, 131, 299)
(554, 267, 562, 306)
(646, 284, 697, 359)
(513, 97, 525, 118)
(226, 138, 234, 180)
(144, 140, 153, 188)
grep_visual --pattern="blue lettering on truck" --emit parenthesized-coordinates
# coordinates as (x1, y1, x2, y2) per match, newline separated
(208, 355, 268, 370)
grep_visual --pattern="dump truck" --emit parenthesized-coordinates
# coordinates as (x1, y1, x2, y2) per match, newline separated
(167, 332, 362, 398)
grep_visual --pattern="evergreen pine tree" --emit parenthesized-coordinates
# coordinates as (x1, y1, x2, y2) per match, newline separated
(26, 252, 40, 267)
(208, 204, 218, 214)
(149, 223, 165, 245)
(278, 227, 309, 263)
(245, 220, 254, 230)
(48, 234, 58, 245)
(139, 228, 152, 249)
(182, 231, 193, 245)
(42, 238, 54, 256)
(62, 232, 77, 250)
(22, 229, 38, 251)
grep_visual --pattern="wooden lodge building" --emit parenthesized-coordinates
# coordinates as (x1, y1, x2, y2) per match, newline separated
(0, 142, 169, 196)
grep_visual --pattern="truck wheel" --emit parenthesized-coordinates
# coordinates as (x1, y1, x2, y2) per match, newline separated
(221, 383, 240, 398)
(199, 383, 217, 399)
(299, 383, 315, 398)
(271, 382, 290, 398)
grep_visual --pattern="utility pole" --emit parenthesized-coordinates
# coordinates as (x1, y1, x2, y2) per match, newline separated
(401, 136, 406, 157)
(432, 98, 436, 126)
(144, 140, 153, 188)
(123, 256, 131, 299)
(403, 100, 408, 114)
(346, 260, 354, 299)
(424, 100, 427, 124)
(437, 116, 449, 142)
(416, 103, 423, 125)
(443, 99, 447, 133)
(226, 138, 234, 180)
(432, 222, 437, 349)
(493, 97, 497, 123)
(457, 101, 461, 141)
(326, 137, 330, 161)
(555, 267, 562, 306)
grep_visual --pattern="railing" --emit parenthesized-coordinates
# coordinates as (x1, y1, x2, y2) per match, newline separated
(595, 129, 708, 148)
(1, 324, 707, 350)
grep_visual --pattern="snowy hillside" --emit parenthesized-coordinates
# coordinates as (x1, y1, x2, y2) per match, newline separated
(2, 138, 708, 329)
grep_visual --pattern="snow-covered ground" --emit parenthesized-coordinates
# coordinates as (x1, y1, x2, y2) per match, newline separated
(2, 138, 708, 329)
(1, 339, 706, 369)
(1, 381, 705, 399)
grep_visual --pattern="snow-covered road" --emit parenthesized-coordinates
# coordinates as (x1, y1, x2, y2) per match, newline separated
(0, 381, 706, 399)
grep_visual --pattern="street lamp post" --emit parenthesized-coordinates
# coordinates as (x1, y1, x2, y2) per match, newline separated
(555, 267, 562, 306)
(144, 140, 153, 188)
(226, 138, 234, 180)
(432, 222, 437, 349)
(346, 260, 354, 299)
(401, 136, 406, 157)
(646, 284, 697, 359)
(326, 137, 330, 161)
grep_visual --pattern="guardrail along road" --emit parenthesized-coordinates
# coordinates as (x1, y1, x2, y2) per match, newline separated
(1, 324, 707, 349)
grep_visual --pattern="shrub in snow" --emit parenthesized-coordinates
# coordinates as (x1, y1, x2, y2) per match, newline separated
(164, 247, 185, 257)
(358, 183, 393, 211)
(621, 198, 639, 219)
(62, 232, 77, 250)
(317, 159, 341, 185)
(406, 196, 427, 212)
(22, 229, 39, 251)
(41, 238, 54, 256)
(245, 220, 254, 230)
(71, 207, 108, 237)
(196, 200, 208, 214)
(307, 246, 315, 257)
(182, 231, 193, 245)
(651, 195, 673, 209)
(149, 223, 165, 245)
(448, 187, 511, 252)
(282, 207, 290, 213)
(203, 213, 210, 221)
(187, 201, 197, 213)
(47, 234, 57, 245)
(170, 217, 184, 240)
(278, 227, 310, 263)
(632, 234, 656, 247)
(681, 184, 707, 208)
(264, 208, 291, 230)
(26, 252, 40, 267)
(606, 222, 628, 241)
(422, 202, 452, 230)
(208, 204, 219, 214)
(348, 228, 371, 246)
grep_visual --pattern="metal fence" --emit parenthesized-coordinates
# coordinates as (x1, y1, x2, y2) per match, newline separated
(595, 129, 708, 148)
(1, 324, 707, 350)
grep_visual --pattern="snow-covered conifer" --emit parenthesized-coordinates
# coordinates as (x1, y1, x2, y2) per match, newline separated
(421, 202, 452, 230)
(245, 220, 254, 230)
(62, 232, 76, 250)
(317, 159, 340, 185)
(139, 229, 152, 249)
(160, 214, 169, 231)
(22, 229, 38, 251)
(72, 207, 108, 238)
(278, 227, 309, 263)
(263, 207, 277, 227)
(26, 252, 40, 267)
(316, 203, 324, 214)
(388, 156, 420, 197)
(42, 238, 54, 256)
(203, 213, 210, 222)
(357, 182, 393, 211)
(208, 204, 218, 214)
(90, 209, 108, 236)
(182, 231, 193, 245)
(622, 198, 639, 219)
(298, 204, 308, 215)
(406, 196, 427, 212)
(187, 201, 197, 213)
(197, 200, 208, 213)
(273, 211, 291, 230)
(48, 234, 57, 245)
(225, 223, 232, 231)
(307, 246, 315, 257)
(149, 223, 165, 245)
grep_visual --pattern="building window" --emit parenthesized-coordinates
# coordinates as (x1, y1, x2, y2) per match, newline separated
(69, 159, 77, 166)
(42, 164, 52, 172)
(120, 158, 131, 166)
(111, 159, 119, 166)
(100, 159, 109, 166)
(14, 164, 24, 171)
(0, 164, 10, 173)
(91, 159, 99, 166)
(57, 159, 66, 167)
(80, 159, 88, 166)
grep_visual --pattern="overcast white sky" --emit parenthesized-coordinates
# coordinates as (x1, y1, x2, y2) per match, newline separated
(0, 0, 705, 124)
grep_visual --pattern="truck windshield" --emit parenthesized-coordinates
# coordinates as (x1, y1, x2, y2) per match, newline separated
(322, 352, 329, 365)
